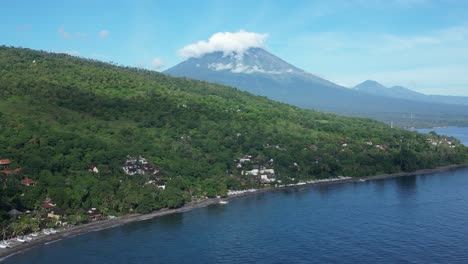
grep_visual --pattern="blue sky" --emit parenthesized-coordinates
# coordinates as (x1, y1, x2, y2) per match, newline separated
(2, 0, 468, 95)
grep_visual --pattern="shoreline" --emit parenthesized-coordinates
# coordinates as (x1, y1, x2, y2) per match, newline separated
(1, 163, 468, 260)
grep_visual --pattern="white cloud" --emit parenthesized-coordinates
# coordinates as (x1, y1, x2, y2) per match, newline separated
(151, 57, 164, 69)
(58, 26, 88, 40)
(58, 26, 71, 39)
(99, 30, 109, 38)
(178, 30, 268, 59)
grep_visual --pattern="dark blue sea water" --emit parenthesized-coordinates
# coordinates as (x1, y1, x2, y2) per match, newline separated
(4, 128, 468, 264)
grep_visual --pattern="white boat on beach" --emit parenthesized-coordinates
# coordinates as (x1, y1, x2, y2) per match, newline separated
(43, 230, 51, 235)
(31, 232, 38, 237)
(16, 237, 26, 243)
(219, 200, 229, 205)
(0, 243, 11, 249)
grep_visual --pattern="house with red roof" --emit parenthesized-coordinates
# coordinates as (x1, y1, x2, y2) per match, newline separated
(0, 167, 21, 176)
(41, 198, 56, 210)
(0, 159, 11, 169)
(87, 208, 102, 221)
(21, 177, 37, 186)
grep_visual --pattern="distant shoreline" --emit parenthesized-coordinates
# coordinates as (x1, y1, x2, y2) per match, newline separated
(1, 163, 468, 261)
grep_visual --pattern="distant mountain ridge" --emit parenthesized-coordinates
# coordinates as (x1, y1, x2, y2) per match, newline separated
(354, 80, 468, 106)
(165, 48, 468, 128)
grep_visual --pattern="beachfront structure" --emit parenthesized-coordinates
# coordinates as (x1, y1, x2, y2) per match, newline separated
(260, 174, 275, 183)
(47, 209, 66, 220)
(87, 208, 102, 221)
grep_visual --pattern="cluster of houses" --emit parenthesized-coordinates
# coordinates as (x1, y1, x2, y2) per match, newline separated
(122, 156, 166, 189)
(427, 137, 456, 148)
(39, 198, 103, 224)
(364, 141, 390, 150)
(0, 159, 22, 176)
(236, 155, 277, 184)
(236, 155, 253, 168)
(0, 158, 37, 187)
(8, 196, 104, 227)
(144, 179, 166, 190)
(263, 144, 286, 151)
(122, 155, 160, 176)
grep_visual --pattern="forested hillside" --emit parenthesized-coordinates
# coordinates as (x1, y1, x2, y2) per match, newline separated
(1, 46, 467, 237)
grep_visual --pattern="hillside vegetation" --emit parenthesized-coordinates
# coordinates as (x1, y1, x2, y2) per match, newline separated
(0, 46, 467, 237)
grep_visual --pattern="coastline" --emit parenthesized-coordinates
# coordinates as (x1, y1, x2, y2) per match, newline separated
(1, 163, 467, 260)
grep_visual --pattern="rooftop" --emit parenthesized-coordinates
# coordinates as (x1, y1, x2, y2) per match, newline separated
(0, 159, 11, 165)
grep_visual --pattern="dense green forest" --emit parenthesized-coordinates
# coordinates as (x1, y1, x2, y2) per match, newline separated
(0, 46, 467, 238)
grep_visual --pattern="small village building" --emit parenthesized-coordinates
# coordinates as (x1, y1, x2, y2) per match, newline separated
(308, 145, 318, 151)
(245, 169, 259, 176)
(21, 177, 37, 186)
(260, 174, 274, 183)
(260, 169, 275, 174)
(145, 179, 166, 190)
(0, 159, 11, 169)
(47, 209, 66, 220)
(87, 208, 102, 221)
(41, 198, 56, 210)
(0, 168, 21, 176)
(87, 164, 99, 173)
(7, 209, 23, 218)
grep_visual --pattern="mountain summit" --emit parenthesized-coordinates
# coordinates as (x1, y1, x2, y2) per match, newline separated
(165, 48, 468, 127)
(166, 47, 340, 96)
(165, 47, 352, 108)
(195, 47, 303, 75)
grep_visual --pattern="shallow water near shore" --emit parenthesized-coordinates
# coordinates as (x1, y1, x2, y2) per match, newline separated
(4, 127, 468, 264)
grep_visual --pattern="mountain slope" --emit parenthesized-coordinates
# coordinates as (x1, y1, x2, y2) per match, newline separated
(1, 46, 467, 235)
(354, 80, 468, 106)
(165, 48, 468, 128)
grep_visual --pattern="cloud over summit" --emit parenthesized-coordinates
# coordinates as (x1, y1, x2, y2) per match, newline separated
(178, 30, 268, 59)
